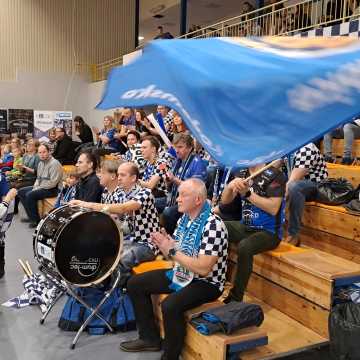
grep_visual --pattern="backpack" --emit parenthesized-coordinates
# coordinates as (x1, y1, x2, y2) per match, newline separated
(58, 287, 136, 335)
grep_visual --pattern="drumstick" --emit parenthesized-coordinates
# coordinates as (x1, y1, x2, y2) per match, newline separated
(25, 261, 33, 276)
(18, 259, 31, 277)
(244, 160, 280, 182)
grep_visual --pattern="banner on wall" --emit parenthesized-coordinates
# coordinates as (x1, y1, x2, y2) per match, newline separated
(54, 111, 72, 137)
(8, 109, 34, 138)
(34, 111, 55, 142)
(0, 110, 7, 134)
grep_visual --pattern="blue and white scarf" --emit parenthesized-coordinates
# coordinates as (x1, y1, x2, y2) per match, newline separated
(166, 201, 211, 291)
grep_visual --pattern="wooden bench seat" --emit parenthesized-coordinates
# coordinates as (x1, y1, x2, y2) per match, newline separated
(151, 295, 268, 360)
(62, 165, 76, 175)
(38, 197, 56, 218)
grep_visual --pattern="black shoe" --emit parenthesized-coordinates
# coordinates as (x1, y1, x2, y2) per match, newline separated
(119, 339, 161, 353)
(324, 155, 335, 163)
(20, 218, 31, 223)
(28, 222, 38, 229)
(341, 157, 353, 165)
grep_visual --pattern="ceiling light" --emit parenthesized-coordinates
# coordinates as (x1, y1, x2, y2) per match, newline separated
(138, 36, 144, 40)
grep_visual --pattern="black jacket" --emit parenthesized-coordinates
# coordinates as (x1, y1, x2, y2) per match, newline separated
(53, 134, 76, 165)
(78, 124, 94, 144)
(75, 172, 103, 202)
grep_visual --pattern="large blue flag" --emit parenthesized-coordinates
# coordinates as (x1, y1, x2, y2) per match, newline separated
(97, 37, 360, 167)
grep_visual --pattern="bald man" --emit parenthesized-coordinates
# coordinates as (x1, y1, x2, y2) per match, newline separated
(70, 162, 160, 283)
(120, 179, 228, 360)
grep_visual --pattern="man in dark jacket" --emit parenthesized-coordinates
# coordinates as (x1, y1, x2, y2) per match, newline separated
(53, 127, 76, 165)
(75, 150, 103, 202)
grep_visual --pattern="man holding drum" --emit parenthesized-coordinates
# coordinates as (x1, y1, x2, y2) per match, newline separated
(119, 178, 228, 360)
(70, 161, 160, 285)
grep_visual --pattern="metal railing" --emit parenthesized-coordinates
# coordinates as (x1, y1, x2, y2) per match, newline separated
(91, 0, 360, 82)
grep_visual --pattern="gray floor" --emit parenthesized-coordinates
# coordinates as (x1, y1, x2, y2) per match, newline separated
(0, 208, 161, 360)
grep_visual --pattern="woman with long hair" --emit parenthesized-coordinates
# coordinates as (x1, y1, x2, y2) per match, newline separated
(74, 116, 94, 144)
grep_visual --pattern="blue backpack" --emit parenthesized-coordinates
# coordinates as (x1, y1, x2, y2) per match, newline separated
(58, 287, 136, 335)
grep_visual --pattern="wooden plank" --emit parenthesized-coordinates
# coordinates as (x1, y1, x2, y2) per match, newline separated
(282, 250, 360, 280)
(247, 273, 329, 338)
(38, 197, 56, 218)
(299, 227, 360, 264)
(240, 294, 328, 360)
(253, 253, 332, 309)
(303, 204, 360, 241)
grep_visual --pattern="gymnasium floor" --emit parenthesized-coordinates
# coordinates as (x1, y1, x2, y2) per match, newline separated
(0, 207, 331, 360)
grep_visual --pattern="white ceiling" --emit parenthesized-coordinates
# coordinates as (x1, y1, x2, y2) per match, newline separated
(139, 0, 254, 43)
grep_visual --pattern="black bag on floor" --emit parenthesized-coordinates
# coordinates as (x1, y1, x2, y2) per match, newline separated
(316, 178, 354, 205)
(329, 302, 360, 360)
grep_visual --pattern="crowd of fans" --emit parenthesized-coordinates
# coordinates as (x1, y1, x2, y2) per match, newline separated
(0, 105, 358, 360)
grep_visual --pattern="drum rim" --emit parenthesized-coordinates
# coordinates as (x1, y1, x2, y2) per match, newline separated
(54, 208, 123, 287)
(34, 205, 123, 287)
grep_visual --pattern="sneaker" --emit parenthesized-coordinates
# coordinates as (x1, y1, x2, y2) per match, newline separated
(28, 222, 38, 229)
(341, 157, 353, 165)
(324, 155, 335, 163)
(285, 235, 300, 247)
(20, 218, 32, 223)
(119, 339, 161, 353)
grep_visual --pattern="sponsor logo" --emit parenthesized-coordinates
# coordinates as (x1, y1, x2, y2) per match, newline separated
(69, 256, 100, 277)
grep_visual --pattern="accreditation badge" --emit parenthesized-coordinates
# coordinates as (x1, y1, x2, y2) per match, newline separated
(171, 262, 194, 289)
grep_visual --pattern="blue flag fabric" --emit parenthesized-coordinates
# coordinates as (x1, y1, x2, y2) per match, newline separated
(97, 37, 360, 167)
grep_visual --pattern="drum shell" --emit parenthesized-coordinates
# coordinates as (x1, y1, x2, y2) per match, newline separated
(33, 205, 123, 287)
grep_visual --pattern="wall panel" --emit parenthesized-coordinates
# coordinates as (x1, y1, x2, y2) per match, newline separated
(0, 0, 135, 80)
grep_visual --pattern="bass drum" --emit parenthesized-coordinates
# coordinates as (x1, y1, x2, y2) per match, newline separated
(33, 205, 123, 287)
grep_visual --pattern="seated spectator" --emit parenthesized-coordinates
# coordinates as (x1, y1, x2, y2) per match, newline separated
(162, 134, 207, 234)
(135, 109, 151, 136)
(5, 146, 23, 180)
(139, 136, 169, 212)
(120, 179, 228, 360)
(74, 150, 103, 202)
(171, 112, 188, 135)
(54, 171, 80, 208)
(114, 108, 136, 144)
(98, 159, 123, 205)
(70, 162, 159, 285)
(0, 187, 18, 278)
(220, 164, 286, 303)
(323, 120, 360, 164)
(121, 130, 146, 172)
(18, 144, 63, 227)
(286, 143, 328, 246)
(52, 127, 76, 165)
(8, 139, 40, 214)
(0, 144, 14, 170)
(74, 116, 94, 145)
(47, 128, 57, 154)
(10, 137, 21, 151)
(93, 115, 124, 155)
(153, 25, 174, 40)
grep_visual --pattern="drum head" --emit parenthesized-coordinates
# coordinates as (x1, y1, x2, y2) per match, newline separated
(54, 211, 122, 286)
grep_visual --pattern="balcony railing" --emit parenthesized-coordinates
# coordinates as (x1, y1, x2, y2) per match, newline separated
(91, 0, 360, 82)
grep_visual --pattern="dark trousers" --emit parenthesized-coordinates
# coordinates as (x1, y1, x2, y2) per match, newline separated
(9, 178, 35, 213)
(18, 186, 58, 223)
(127, 269, 221, 360)
(161, 205, 181, 235)
(225, 222, 281, 301)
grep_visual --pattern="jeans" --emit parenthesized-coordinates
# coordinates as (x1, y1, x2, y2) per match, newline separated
(18, 186, 58, 223)
(225, 222, 280, 301)
(323, 124, 360, 158)
(127, 269, 221, 360)
(287, 180, 318, 236)
(154, 196, 167, 214)
(162, 205, 181, 235)
(118, 241, 156, 286)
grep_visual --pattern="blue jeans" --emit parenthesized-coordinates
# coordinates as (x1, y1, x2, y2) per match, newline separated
(18, 186, 58, 223)
(287, 180, 318, 237)
(323, 123, 360, 158)
(118, 241, 156, 286)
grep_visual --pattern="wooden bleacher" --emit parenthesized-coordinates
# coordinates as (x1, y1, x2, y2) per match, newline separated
(320, 138, 360, 161)
(326, 162, 360, 187)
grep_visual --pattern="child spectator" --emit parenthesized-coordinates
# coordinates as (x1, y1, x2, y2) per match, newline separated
(0, 144, 14, 171)
(0, 187, 18, 278)
(55, 171, 80, 208)
(5, 146, 23, 180)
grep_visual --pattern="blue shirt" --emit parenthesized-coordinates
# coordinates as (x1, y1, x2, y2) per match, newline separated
(100, 128, 120, 151)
